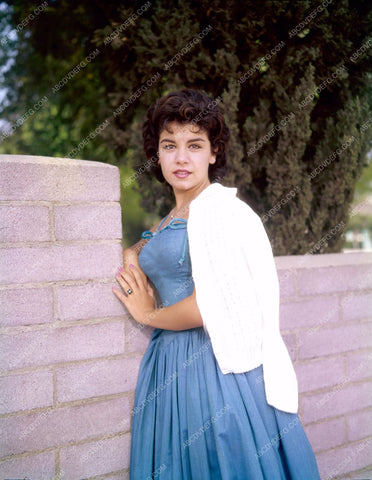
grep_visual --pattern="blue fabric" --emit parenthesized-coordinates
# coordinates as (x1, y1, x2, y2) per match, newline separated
(130, 219, 321, 480)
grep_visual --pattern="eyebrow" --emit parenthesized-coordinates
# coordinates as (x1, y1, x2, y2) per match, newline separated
(159, 137, 206, 144)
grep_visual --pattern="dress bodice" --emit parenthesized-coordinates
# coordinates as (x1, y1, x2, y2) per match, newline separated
(138, 216, 194, 307)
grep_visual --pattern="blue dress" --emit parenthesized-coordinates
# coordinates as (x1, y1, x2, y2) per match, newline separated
(129, 215, 321, 480)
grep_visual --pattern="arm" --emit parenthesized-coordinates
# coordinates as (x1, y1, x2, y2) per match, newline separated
(113, 264, 203, 330)
(122, 217, 161, 271)
(122, 239, 146, 270)
(140, 287, 203, 331)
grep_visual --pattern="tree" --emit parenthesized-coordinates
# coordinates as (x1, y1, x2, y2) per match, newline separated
(93, 0, 372, 254)
(0, 1, 118, 161)
(1, 0, 371, 254)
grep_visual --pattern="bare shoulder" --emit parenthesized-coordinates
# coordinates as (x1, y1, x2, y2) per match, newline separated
(125, 217, 165, 256)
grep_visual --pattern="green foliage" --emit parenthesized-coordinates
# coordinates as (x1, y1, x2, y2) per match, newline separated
(1, 0, 371, 253)
(0, 1, 117, 162)
(118, 163, 160, 248)
(354, 153, 372, 200)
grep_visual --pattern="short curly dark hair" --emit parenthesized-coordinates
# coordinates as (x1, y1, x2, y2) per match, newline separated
(142, 89, 230, 183)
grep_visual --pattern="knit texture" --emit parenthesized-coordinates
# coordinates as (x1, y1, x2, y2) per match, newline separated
(187, 182, 298, 413)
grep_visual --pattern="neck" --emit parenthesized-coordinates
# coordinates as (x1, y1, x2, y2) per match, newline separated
(173, 180, 211, 211)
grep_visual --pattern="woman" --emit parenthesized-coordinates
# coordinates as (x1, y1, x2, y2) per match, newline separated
(112, 89, 321, 480)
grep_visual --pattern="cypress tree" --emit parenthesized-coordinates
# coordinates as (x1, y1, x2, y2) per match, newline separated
(2, 0, 371, 254)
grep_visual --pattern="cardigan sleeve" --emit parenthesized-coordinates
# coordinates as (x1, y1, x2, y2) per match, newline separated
(235, 201, 280, 333)
(188, 185, 298, 413)
(236, 201, 299, 413)
(188, 191, 264, 373)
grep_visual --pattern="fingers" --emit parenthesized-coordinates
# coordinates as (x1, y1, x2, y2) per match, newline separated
(112, 263, 156, 325)
(127, 264, 147, 289)
(114, 264, 147, 297)
(116, 271, 135, 296)
(122, 259, 146, 278)
(112, 285, 128, 304)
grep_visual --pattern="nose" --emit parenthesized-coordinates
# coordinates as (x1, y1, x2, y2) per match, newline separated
(175, 145, 189, 165)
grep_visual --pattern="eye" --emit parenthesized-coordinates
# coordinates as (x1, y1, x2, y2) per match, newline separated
(190, 143, 202, 149)
(163, 144, 175, 150)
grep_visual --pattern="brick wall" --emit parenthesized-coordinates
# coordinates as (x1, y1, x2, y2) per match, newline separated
(0, 155, 371, 480)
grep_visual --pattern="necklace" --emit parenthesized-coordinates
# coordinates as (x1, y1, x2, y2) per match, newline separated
(170, 204, 190, 219)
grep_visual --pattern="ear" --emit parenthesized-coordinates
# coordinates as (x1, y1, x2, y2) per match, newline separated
(209, 149, 217, 165)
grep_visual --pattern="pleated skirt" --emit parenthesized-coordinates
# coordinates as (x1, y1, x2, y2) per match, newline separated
(129, 327, 321, 480)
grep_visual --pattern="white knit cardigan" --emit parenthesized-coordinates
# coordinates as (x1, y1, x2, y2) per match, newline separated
(187, 182, 298, 413)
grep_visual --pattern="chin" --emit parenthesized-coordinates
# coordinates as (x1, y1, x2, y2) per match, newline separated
(166, 175, 192, 186)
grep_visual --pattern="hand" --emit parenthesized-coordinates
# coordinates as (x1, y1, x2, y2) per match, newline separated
(112, 263, 156, 324)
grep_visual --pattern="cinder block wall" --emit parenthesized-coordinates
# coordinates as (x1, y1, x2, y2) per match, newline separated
(0, 155, 371, 480)
(276, 252, 372, 480)
(0, 155, 148, 480)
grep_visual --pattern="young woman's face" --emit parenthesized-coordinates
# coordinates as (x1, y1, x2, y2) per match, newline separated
(158, 122, 216, 193)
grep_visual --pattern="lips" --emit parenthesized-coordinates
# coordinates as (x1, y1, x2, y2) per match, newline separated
(173, 170, 191, 178)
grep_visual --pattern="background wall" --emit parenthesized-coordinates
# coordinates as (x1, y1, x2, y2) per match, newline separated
(276, 252, 372, 480)
(0, 155, 371, 480)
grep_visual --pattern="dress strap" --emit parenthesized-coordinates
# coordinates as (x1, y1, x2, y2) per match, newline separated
(141, 230, 154, 239)
(140, 216, 188, 240)
(141, 215, 169, 239)
(178, 231, 188, 265)
(140, 216, 188, 265)
(167, 217, 187, 229)
(156, 215, 169, 232)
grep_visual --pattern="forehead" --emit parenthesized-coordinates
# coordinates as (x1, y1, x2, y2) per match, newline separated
(159, 121, 207, 138)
